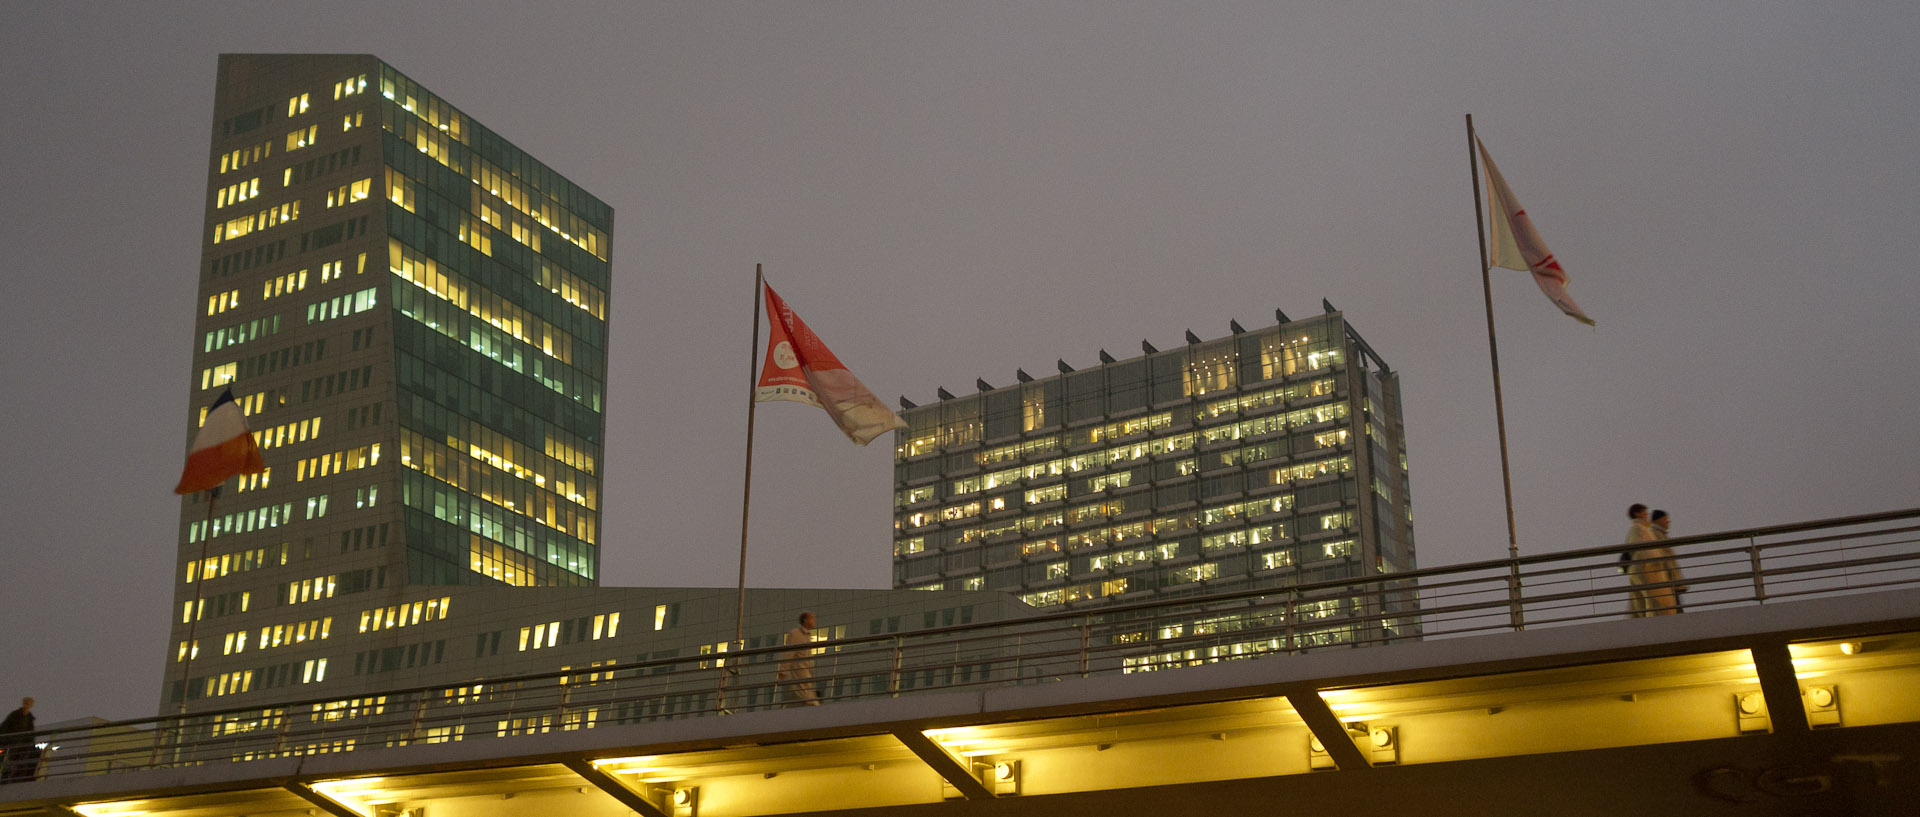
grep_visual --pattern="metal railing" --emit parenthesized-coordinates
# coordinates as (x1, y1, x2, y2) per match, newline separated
(6, 507, 1918, 786)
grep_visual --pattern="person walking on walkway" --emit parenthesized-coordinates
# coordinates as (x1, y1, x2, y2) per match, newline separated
(1624, 504, 1657, 617)
(1642, 510, 1687, 615)
(779, 612, 822, 706)
(0, 697, 36, 783)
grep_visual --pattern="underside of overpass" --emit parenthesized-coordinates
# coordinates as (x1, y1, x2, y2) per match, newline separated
(6, 590, 1918, 817)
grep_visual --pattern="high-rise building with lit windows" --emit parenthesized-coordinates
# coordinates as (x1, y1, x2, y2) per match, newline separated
(891, 308, 1418, 660)
(166, 54, 615, 711)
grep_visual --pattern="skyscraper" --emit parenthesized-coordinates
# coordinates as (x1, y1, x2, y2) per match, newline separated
(891, 309, 1416, 660)
(167, 54, 613, 709)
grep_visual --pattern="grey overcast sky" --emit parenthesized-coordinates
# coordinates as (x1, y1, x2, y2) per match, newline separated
(2, 1, 1916, 722)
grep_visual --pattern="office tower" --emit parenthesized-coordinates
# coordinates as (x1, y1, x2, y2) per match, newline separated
(891, 309, 1416, 659)
(166, 54, 613, 710)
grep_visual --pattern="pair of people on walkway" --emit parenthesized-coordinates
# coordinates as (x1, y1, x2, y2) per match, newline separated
(1624, 504, 1686, 616)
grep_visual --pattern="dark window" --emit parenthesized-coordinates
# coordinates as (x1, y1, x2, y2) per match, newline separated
(1109, 361, 1147, 413)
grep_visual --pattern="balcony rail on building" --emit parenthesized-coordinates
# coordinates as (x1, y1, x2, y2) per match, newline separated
(6, 507, 1917, 785)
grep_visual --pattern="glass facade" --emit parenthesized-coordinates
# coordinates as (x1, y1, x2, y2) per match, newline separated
(167, 54, 613, 708)
(892, 313, 1415, 652)
(375, 62, 612, 587)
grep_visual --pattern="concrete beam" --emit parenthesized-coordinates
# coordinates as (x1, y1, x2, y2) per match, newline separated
(563, 758, 672, 817)
(1749, 639, 1810, 734)
(890, 728, 995, 800)
(1284, 686, 1373, 772)
(284, 782, 366, 817)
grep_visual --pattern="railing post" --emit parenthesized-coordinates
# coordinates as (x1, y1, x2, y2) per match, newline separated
(555, 673, 573, 729)
(1079, 615, 1092, 678)
(271, 708, 289, 757)
(888, 637, 904, 696)
(1284, 595, 1298, 653)
(403, 694, 429, 745)
(146, 715, 173, 769)
(1749, 536, 1767, 602)
(1507, 561, 1526, 631)
(172, 714, 195, 766)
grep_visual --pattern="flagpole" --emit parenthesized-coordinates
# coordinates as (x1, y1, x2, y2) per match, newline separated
(156, 486, 220, 762)
(735, 264, 765, 652)
(1467, 114, 1521, 561)
(176, 487, 220, 715)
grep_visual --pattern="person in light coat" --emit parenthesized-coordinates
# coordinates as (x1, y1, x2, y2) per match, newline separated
(1623, 504, 1656, 617)
(778, 612, 821, 706)
(1640, 510, 1687, 615)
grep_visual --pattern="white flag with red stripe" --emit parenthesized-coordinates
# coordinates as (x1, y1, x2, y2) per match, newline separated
(754, 283, 907, 446)
(1478, 137, 1595, 326)
(175, 388, 267, 494)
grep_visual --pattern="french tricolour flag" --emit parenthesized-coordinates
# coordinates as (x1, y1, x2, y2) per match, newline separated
(174, 388, 267, 495)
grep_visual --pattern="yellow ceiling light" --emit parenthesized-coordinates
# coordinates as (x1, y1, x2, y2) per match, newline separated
(1324, 699, 1385, 723)
(70, 803, 151, 817)
(312, 776, 387, 796)
(307, 778, 386, 816)
(1320, 691, 1377, 710)
(934, 737, 992, 748)
(589, 754, 660, 770)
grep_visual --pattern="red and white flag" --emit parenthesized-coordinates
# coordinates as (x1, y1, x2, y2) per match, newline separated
(1478, 137, 1595, 326)
(755, 283, 907, 446)
(174, 388, 267, 494)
